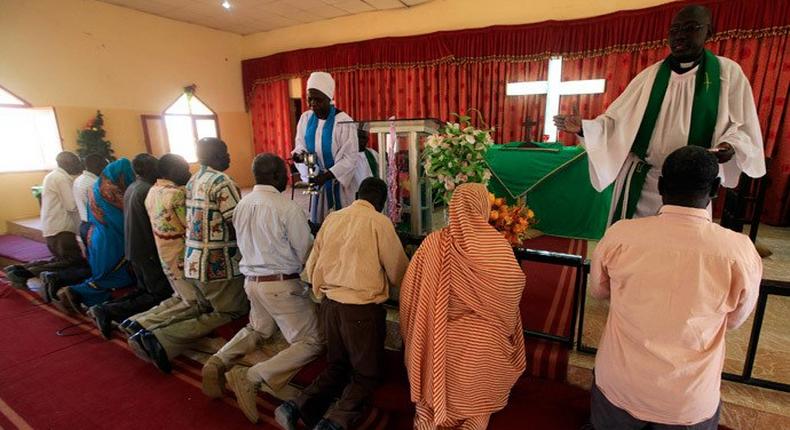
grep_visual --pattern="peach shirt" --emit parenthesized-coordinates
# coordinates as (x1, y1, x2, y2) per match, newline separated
(591, 205, 762, 425)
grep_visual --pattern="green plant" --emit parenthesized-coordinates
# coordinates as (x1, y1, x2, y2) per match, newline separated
(423, 112, 494, 204)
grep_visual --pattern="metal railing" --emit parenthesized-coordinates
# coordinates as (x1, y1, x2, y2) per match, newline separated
(513, 247, 586, 347)
(721, 279, 790, 392)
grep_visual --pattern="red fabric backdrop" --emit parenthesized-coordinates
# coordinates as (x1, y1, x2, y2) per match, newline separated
(246, 0, 790, 224)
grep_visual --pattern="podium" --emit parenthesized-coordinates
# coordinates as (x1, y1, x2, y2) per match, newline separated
(353, 118, 442, 235)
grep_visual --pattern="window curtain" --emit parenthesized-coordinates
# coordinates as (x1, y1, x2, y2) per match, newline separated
(246, 0, 790, 224)
(250, 80, 292, 164)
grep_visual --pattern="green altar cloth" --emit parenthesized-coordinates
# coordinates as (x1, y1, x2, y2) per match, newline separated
(485, 142, 613, 240)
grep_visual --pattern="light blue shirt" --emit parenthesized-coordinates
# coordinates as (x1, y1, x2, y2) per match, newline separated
(233, 185, 313, 277)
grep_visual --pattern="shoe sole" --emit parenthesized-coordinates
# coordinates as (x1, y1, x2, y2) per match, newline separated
(227, 371, 259, 424)
(127, 337, 152, 363)
(56, 290, 81, 315)
(274, 407, 297, 430)
(88, 309, 113, 340)
(201, 362, 225, 399)
(52, 299, 75, 316)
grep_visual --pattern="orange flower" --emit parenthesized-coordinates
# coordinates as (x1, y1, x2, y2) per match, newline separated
(489, 210, 499, 221)
(495, 197, 505, 207)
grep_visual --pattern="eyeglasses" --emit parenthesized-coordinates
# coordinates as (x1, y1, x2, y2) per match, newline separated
(669, 23, 706, 35)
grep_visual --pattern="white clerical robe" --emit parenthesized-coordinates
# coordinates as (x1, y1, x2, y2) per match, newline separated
(353, 148, 380, 185)
(293, 110, 359, 223)
(581, 56, 766, 222)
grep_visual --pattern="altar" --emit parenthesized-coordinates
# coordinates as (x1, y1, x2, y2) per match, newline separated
(357, 117, 612, 240)
(485, 142, 613, 240)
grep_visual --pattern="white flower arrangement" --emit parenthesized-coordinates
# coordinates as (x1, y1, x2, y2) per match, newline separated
(423, 113, 495, 204)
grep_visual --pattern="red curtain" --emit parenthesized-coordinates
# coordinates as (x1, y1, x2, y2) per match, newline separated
(246, 0, 790, 224)
(249, 80, 292, 163)
(242, 0, 789, 96)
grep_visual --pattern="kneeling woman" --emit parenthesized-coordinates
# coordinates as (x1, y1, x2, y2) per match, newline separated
(400, 183, 526, 430)
(55, 158, 135, 314)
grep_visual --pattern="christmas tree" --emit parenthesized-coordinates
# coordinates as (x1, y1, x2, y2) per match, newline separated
(76, 110, 114, 160)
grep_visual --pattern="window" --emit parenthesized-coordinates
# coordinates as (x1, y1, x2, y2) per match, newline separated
(0, 85, 63, 173)
(506, 56, 605, 141)
(163, 92, 218, 162)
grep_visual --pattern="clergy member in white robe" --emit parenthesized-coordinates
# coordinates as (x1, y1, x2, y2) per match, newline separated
(292, 72, 359, 224)
(353, 125, 380, 184)
(555, 5, 765, 224)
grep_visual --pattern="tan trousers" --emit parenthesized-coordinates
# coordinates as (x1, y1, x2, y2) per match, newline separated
(213, 278, 323, 392)
(131, 279, 209, 330)
(153, 277, 249, 359)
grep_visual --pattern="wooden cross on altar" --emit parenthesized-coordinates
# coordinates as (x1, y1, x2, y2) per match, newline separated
(522, 117, 537, 142)
(507, 56, 606, 141)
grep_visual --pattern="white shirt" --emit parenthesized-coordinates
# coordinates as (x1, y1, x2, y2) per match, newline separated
(72, 171, 98, 223)
(40, 167, 80, 237)
(233, 185, 313, 277)
(581, 56, 765, 221)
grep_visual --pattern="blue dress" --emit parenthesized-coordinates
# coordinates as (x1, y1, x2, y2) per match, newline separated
(69, 159, 135, 306)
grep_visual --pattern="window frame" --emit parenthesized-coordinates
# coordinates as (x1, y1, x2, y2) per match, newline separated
(0, 84, 64, 174)
(160, 92, 221, 161)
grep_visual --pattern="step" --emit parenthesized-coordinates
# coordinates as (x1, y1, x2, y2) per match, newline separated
(0, 234, 51, 267)
(6, 217, 44, 243)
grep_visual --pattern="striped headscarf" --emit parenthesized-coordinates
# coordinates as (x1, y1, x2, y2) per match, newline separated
(400, 183, 526, 429)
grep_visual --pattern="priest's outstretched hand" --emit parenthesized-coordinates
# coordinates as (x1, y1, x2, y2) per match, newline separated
(553, 105, 583, 137)
(711, 143, 735, 163)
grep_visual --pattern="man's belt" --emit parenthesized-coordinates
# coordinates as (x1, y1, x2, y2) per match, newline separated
(246, 273, 300, 282)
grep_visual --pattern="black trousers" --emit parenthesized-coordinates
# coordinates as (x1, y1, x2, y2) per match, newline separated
(18, 232, 90, 286)
(591, 379, 721, 430)
(102, 255, 172, 322)
(294, 299, 386, 429)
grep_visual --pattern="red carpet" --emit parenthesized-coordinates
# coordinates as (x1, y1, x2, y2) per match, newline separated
(0, 283, 285, 430)
(519, 235, 587, 380)
(0, 235, 51, 263)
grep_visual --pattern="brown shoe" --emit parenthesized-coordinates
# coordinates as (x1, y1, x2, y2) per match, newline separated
(226, 367, 259, 424)
(54, 287, 81, 315)
(201, 356, 226, 399)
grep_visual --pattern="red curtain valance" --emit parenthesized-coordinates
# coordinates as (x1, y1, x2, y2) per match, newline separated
(241, 0, 790, 104)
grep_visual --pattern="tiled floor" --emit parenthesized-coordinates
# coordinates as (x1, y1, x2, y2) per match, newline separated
(571, 224, 790, 428)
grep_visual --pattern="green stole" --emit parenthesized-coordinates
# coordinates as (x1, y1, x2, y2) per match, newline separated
(610, 49, 721, 223)
(364, 149, 379, 178)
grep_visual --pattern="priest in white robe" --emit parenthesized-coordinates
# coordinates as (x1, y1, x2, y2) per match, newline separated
(555, 5, 765, 225)
(293, 72, 359, 224)
(353, 125, 380, 185)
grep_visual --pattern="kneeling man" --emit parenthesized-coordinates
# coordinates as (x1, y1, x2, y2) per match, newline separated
(590, 146, 761, 429)
(275, 177, 409, 430)
(203, 153, 323, 423)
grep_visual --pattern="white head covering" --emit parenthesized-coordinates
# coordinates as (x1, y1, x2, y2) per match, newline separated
(307, 71, 335, 100)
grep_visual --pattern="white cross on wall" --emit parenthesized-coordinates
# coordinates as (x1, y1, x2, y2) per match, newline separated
(506, 56, 606, 141)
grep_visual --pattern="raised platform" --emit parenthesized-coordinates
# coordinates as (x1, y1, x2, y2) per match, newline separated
(6, 217, 44, 243)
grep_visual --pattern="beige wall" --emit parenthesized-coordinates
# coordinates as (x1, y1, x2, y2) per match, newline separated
(0, 0, 254, 233)
(242, 0, 677, 59)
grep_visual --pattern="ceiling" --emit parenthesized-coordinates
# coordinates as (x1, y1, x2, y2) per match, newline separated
(97, 0, 435, 35)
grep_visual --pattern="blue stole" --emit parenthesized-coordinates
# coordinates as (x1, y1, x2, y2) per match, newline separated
(305, 106, 342, 212)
